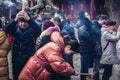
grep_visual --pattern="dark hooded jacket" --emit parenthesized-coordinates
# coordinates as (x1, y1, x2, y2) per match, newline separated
(6, 19, 41, 64)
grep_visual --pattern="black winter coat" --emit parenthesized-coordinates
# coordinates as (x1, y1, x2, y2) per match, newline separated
(78, 19, 95, 54)
(6, 19, 41, 64)
(92, 20, 102, 43)
(92, 20, 102, 58)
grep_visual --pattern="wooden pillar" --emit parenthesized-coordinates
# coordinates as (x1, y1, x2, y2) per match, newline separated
(28, 0, 34, 7)
(82, 0, 87, 11)
(82, 0, 90, 12)
(90, 0, 94, 20)
(27, 0, 31, 7)
(60, 0, 63, 10)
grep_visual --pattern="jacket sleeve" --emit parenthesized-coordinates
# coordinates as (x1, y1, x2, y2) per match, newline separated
(103, 31, 120, 42)
(6, 20, 18, 35)
(44, 43, 75, 76)
(92, 24, 101, 36)
(27, 19, 41, 38)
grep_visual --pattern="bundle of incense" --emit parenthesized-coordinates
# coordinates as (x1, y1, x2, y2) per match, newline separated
(22, 2, 27, 11)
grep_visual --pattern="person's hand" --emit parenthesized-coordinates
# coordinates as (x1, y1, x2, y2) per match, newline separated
(23, 11, 30, 21)
(74, 72, 79, 76)
(14, 11, 24, 22)
(117, 25, 120, 32)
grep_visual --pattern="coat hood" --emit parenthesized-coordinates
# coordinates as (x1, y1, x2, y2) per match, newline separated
(51, 31, 64, 50)
(40, 26, 60, 39)
(36, 25, 60, 42)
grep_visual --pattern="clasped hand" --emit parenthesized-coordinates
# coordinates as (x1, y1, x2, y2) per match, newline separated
(15, 11, 30, 22)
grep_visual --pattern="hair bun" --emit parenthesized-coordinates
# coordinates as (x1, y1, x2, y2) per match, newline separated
(63, 35, 71, 43)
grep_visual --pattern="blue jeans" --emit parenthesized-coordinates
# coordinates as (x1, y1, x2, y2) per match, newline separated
(80, 54, 93, 80)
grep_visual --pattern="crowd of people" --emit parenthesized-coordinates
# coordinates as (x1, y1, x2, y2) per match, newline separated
(0, 4, 120, 80)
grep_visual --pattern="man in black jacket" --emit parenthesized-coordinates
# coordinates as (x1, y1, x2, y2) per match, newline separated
(92, 15, 108, 80)
(6, 11, 41, 80)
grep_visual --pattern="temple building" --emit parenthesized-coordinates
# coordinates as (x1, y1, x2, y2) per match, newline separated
(0, 0, 107, 20)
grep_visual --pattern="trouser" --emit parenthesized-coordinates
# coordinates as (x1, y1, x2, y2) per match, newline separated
(102, 65, 113, 80)
(12, 62, 25, 80)
(93, 58, 102, 80)
(80, 54, 93, 80)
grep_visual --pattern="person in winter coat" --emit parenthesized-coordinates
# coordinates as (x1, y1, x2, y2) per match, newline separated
(18, 21, 79, 80)
(50, 16, 78, 80)
(0, 19, 11, 80)
(100, 20, 120, 80)
(51, 15, 77, 80)
(5, 11, 41, 80)
(77, 11, 96, 80)
(54, 12, 77, 63)
(92, 15, 108, 80)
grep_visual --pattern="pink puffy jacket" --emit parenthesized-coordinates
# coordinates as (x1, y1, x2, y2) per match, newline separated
(18, 32, 75, 80)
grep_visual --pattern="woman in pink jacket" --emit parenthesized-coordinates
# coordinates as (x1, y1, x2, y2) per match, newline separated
(18, 20, 79, 80)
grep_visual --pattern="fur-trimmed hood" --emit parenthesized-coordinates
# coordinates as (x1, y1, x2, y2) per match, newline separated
(40, 26, 60, 39)
(36, 26, 61, 49)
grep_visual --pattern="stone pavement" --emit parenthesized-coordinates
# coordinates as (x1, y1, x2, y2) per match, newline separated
(8, 50, 13, 80)
(71, 54, 94, 80)
(110, 40, 120, 80)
